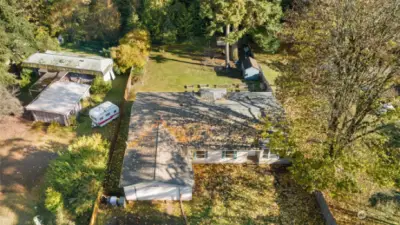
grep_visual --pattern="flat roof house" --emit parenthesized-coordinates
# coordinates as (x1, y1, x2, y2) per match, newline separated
(241, 57, 261, 81)
(25, 81, 90, 125)
(22, 51, 115, 81)
(120, 90, 285, 201)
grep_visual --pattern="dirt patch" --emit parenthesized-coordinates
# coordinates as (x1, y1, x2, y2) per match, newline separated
(0, 116, 74, 225)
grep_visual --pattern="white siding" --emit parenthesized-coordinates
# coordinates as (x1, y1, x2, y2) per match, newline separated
(247, 150, 257, 156)
(192, 150, 249, 164)
(124, 182, 192, 201)
(258, 149, 290, 165)
(103, 70, 116, 81)
(245, 67, 260, 78)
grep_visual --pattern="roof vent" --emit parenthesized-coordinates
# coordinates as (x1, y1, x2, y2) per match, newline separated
(200, 88, 227, 101)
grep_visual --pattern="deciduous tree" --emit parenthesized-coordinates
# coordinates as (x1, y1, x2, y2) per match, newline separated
(111, 28, 150, 73)
(274, 0, 400, 194)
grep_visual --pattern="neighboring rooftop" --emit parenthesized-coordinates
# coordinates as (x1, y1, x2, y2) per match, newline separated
(120, 92, 281, 187)
(25, 81, 90, 115)
(22, 51, 113, 76)
(243, 57, 260, 70)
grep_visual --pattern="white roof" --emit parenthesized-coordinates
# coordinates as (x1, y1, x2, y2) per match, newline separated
(23, 51, 113, 75)
(89, 101, 118, 118)
(26, 81, 90, 115)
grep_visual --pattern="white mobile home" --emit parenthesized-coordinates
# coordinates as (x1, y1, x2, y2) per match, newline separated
(25, 81, 90, 125)
(22, 51, 115, 81)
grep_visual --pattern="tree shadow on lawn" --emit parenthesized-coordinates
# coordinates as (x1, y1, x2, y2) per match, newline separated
(0, 140, 68, 225)
(150, 54, 216, 69)
(98, 202, 186, 225)
(271, 165, 325, 224)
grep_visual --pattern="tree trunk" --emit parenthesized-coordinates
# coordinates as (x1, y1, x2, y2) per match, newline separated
(231, 25, 239, 62)
(225, 24, 230, 68)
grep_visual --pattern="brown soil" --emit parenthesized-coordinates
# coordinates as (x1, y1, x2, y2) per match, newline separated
(0, 116, 74, 225)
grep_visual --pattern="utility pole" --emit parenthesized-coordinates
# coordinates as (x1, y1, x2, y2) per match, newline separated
(225, 24, 230, 69)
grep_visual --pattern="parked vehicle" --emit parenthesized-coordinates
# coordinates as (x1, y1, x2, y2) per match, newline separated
(89, 101, 119, 127)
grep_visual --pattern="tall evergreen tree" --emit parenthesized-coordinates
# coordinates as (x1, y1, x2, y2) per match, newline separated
(201, 0, 283, 65)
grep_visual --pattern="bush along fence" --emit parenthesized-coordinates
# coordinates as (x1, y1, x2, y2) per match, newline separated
(314, 191, 338, 225)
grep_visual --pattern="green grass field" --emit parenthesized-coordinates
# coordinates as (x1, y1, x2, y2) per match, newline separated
(134, 54, 243, 92)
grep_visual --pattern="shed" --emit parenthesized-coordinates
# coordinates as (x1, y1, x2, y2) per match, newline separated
(25, 81, 90, 125)
(22, 51, 115, 81)
(241, 57, 261, 80)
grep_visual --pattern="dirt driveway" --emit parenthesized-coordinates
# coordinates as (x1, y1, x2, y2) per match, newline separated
(0, 116, 73, 225)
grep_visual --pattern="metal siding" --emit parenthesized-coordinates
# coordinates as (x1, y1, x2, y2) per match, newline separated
(32, 111, 66, 125)
(192, 150, 249, 164)
(124, 184, 192, 201)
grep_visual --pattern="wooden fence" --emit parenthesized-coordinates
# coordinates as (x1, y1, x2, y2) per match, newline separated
(314, 191, 338, 225)
(89, 188, 103, 225)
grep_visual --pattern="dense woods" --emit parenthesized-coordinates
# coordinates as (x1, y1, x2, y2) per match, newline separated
(0, 0, 283, 116)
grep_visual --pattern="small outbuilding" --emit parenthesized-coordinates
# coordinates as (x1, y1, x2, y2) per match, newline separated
(22, 51, 115, 81)
(241, 57, 261, 80)
(25, 81, 90, 125)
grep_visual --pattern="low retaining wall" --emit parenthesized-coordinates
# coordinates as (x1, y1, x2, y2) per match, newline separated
(314, 191, 337, 225)
(260, 71, 273, 92)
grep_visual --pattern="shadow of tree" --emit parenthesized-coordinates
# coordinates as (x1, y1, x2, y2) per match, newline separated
(270, 165, 325, 224)
(369, 191, 400, 207)
(0, 140, 68, 225)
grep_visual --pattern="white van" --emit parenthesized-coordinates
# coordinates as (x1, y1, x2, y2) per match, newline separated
(89, 101, 119, 127)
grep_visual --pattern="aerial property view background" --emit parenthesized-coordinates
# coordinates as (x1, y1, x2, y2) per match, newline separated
(1, 0, 400, 225)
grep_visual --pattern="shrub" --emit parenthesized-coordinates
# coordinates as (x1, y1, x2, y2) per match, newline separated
(68, 115, 77, 127)
(90, 76, 112, 95)
(19, 68, 34, 88)
(45, 187, 63, 213)
(43, 134, 109, 223)
(47, 121, 62, 134)
(31, 121, 46, 132)
(90, 94, 104, 104)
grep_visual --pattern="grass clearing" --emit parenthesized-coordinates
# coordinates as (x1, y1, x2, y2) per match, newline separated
(96, 165, 324, 225)
(133, 40, 244, 93)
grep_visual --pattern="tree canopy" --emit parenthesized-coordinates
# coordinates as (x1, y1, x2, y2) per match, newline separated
(200, 0, 283, 64)
(111, 28, 151, 73)
(43, 134, 110, 224)
(273, 0, 400, 194)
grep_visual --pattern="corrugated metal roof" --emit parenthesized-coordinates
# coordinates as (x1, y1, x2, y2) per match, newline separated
(25, 81, 90, 115)
(22, 51, 113, 76)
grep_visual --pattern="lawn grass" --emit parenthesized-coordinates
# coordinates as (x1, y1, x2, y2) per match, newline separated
(103, 101, 132, 194)
(95, 165, 324, 225)
(133, 40, 244, 93)
(75, 75, 128, 141)
(253, 51, 286, 91)
(325, 184, 400, 225)
(59, 42, 107, 56)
